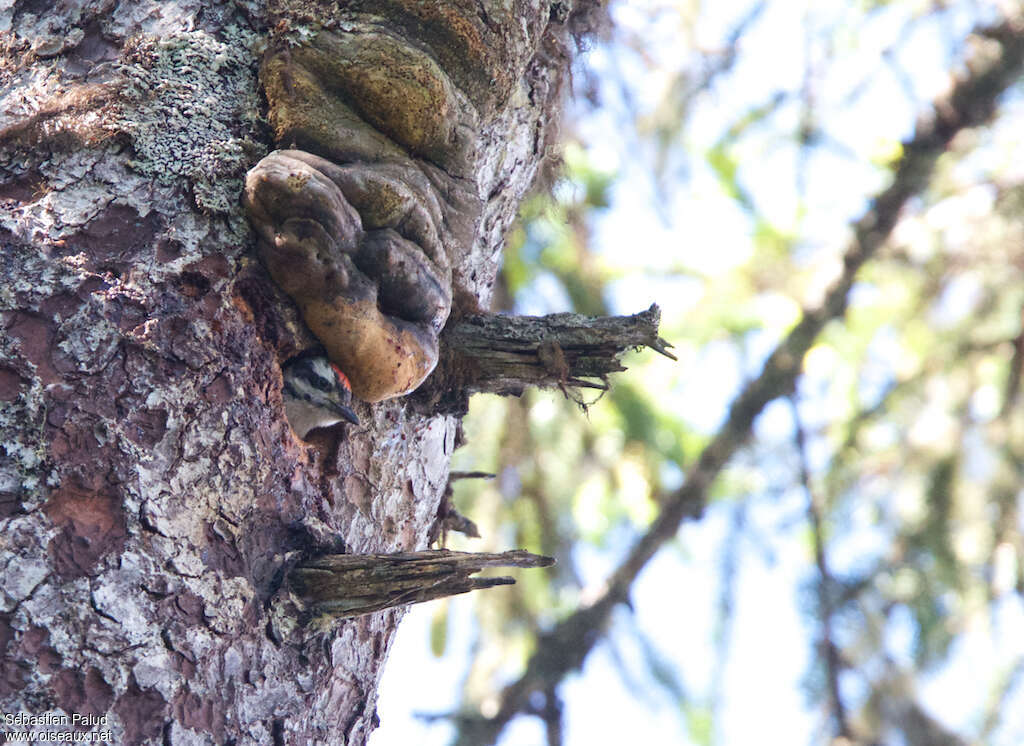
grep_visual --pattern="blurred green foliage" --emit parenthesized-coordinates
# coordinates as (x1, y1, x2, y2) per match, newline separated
(425, 2, 1024, 745)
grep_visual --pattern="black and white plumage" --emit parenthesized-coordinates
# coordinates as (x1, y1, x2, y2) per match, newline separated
(282, 355, 360, 438)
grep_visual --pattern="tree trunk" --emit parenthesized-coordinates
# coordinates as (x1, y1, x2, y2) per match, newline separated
(0, 1, 574, 743)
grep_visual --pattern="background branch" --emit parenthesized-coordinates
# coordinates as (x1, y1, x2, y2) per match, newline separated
(453, 17, 1024, 744)
(791, 396, 851, 741)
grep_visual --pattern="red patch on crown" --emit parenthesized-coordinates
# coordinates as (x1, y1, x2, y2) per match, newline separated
(330, 363, 352, 393)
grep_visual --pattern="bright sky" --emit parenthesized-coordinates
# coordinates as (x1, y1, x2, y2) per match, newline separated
(372, 2, 1022, 745)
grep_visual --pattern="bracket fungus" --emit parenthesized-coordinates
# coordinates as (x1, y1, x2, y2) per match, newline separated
(243, 26, 486, 402)
(244, 150, 452, 402)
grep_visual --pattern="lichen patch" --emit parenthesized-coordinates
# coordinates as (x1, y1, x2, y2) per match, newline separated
(115, 27, 264, 214)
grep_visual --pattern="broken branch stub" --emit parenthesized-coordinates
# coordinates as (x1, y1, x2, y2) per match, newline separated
(290, 549, 554, 621)
(421, 304, 676, 412)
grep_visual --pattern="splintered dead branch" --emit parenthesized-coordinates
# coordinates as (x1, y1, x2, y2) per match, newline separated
(422, 304, 675, 412)
(290, 549, 555, 621)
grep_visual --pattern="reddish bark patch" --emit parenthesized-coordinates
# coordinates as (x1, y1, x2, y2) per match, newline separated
(186, 254, 231, 281)
(202, 372, 233, 405)
(169, 649, 197, 679)
(44, 477, 126, 578)
(44, 394, 71, 428)
(168, 591, 206, 626)
(49, 418, 102, 464)
(172, 687, 226, 741)
(0, 366, 23, 400)
(230, 291, 256, 323)
(0, 614, 12, 653)
(166, 316, 216, 369)
(38, 292, 84, 321)
(175, 271, 211, 299)
(19, 626, 62, 673)
(155, 237, 184, 263)
(50, 666, 114, 722)
(0, 492, 21, 519)
(5, 312, 60, 384)
(0, 659, 27, 697)
(0, 618, 32, 694)
(37, 649, 62, 673)
(19, 625, 47, 656)
(69, 203, 162, 264)
(38, 277, 106, 319)
(123, 407, 168, 448)
(114, 677, 167, 744)
(0, 170, 46, 202)
(202, 522, 246, 577)
(242, 598, 263, 628)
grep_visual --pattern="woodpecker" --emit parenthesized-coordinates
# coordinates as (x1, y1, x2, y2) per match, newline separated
(282, 355, 360, 438)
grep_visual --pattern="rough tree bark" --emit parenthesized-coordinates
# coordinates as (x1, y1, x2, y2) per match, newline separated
(0, 1, 584, 743)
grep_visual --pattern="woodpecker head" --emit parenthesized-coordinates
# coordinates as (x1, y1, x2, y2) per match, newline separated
(282, 354, 360, 439)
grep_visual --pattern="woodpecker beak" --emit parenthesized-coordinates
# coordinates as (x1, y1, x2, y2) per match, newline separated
(330, 401, 360, 426)
(326, 362, 360, 425)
